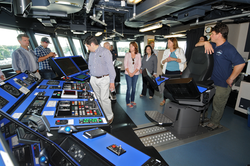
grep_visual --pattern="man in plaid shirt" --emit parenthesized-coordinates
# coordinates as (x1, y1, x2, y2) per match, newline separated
(35, 37, 56, 80)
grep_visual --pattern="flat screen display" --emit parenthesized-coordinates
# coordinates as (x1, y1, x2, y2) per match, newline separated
(55, 58, 80, 76)
(75, 74, 88, 79)
(71, 56, 88, 71)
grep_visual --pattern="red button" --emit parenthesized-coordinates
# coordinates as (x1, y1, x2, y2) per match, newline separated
(112, 145, 116, 148)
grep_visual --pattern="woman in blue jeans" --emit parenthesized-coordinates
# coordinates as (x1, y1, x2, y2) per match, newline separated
(124, 41, 141, 108)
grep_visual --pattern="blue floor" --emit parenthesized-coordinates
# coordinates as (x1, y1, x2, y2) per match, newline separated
(116, 73, 250, 166)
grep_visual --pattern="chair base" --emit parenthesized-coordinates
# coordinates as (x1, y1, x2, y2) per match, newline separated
(163, 102, 201, 135)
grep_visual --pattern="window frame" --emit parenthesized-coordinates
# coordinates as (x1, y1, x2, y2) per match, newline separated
(0, 27, 23, 68)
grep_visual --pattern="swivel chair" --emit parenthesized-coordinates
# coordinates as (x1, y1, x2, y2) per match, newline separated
(145, 46, 215, 136)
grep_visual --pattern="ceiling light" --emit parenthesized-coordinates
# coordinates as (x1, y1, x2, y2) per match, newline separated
(54, 1, 80, 7)
(127, 38, 136, 40)
(121, 0, 126, 6)
(110, 34, 116, 38)
(55, 1, 71, 5)
(71, 30, 87, 34)
(134, 34, 144, 38)
(139, 23, 162, 32)
(127, 0, 142, 4)
(95, 32, 103, 36)
(50, 19, 57, 24)
(129, 0, 175, 21)
(164, 34, 186, 38)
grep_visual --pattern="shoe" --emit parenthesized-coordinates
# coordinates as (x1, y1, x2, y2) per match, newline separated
(131, 102, 136, 106)
(160, 101, 165, 106)
(140, 94, 144, 97)
(108, 116, 114, 124)
(149, 96, 153, 99)
(206, 122, 219, 130)
(127, 103, 133, 108)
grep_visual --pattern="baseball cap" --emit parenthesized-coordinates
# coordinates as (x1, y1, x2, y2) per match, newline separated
(41, 37, 51, 44)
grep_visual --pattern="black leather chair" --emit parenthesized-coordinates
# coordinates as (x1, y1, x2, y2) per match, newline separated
(164, 46, 214, 101)
(181, 46, 214, 82)
(145, 46, 215, 136)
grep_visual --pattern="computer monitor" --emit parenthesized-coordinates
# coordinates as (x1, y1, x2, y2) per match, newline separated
(54, 58, 80, 76)
(165, 78, 201, 100)
(71, 56, 88, 72)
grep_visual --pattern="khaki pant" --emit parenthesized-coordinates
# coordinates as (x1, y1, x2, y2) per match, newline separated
(90, 76, 113, 121)
(211, 85, 231, 125)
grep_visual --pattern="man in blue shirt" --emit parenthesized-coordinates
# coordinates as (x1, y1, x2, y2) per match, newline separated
(84, 36, 116, 124)
(35, 37, 56, 80)
(12, 34, 41, 79)
(196, 23, 245, 130)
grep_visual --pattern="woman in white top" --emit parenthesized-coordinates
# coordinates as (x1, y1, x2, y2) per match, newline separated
(160, 37, 186, 106)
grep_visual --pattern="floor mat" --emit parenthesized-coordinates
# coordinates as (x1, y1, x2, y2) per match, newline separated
(133, 123, 228, 152)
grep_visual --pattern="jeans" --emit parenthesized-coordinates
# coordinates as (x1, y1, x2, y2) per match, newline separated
(40, 69, 56, 80)
(125, 74, 138, 104)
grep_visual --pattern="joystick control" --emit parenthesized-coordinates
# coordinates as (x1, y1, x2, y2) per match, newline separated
(58, 125, 78, 134)
(39, 149, 49, 166)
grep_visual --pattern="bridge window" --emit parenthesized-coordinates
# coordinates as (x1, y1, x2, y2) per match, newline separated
(34, 34, 57, 55)
(0, 28, 22, 67)
(178, 41, 187, 54)
(155, 42, 167, 50)
(116, 41, 130, 57)
(72, 39, 83, 56)
(140, 42, 144, 56)
(58, 36, 73, 56)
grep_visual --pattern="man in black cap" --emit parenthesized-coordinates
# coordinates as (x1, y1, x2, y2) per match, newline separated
(35, 37, 56, 80)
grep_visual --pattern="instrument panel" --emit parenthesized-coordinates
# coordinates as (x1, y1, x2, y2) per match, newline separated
(11, 80, 108, 129)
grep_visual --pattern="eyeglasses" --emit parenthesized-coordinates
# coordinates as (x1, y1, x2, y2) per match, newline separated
(132, 58, 134, 65)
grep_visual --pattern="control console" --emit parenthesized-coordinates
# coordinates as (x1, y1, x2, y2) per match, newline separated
(0, 95, 9, 109)
(0, 83, 22, 98)
(63, 82, 91, 91)
(20, 95, 49, 123)
(55, 100, 101, 117)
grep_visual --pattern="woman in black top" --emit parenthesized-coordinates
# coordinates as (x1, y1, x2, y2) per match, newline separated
(140, 45, 158, 99)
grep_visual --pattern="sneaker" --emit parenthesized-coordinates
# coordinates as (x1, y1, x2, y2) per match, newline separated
(149, 96, 153, 99)
(160, 100, 165, 106)
(131, 102, 136, 106)
(108, 116, 114, 124)
(140, 94, 144, 97)
(127, 103, 133, 108)
(206, 122, 219, 130)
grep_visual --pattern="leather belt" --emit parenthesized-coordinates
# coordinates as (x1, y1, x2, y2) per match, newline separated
(95, 74, 109, 79)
